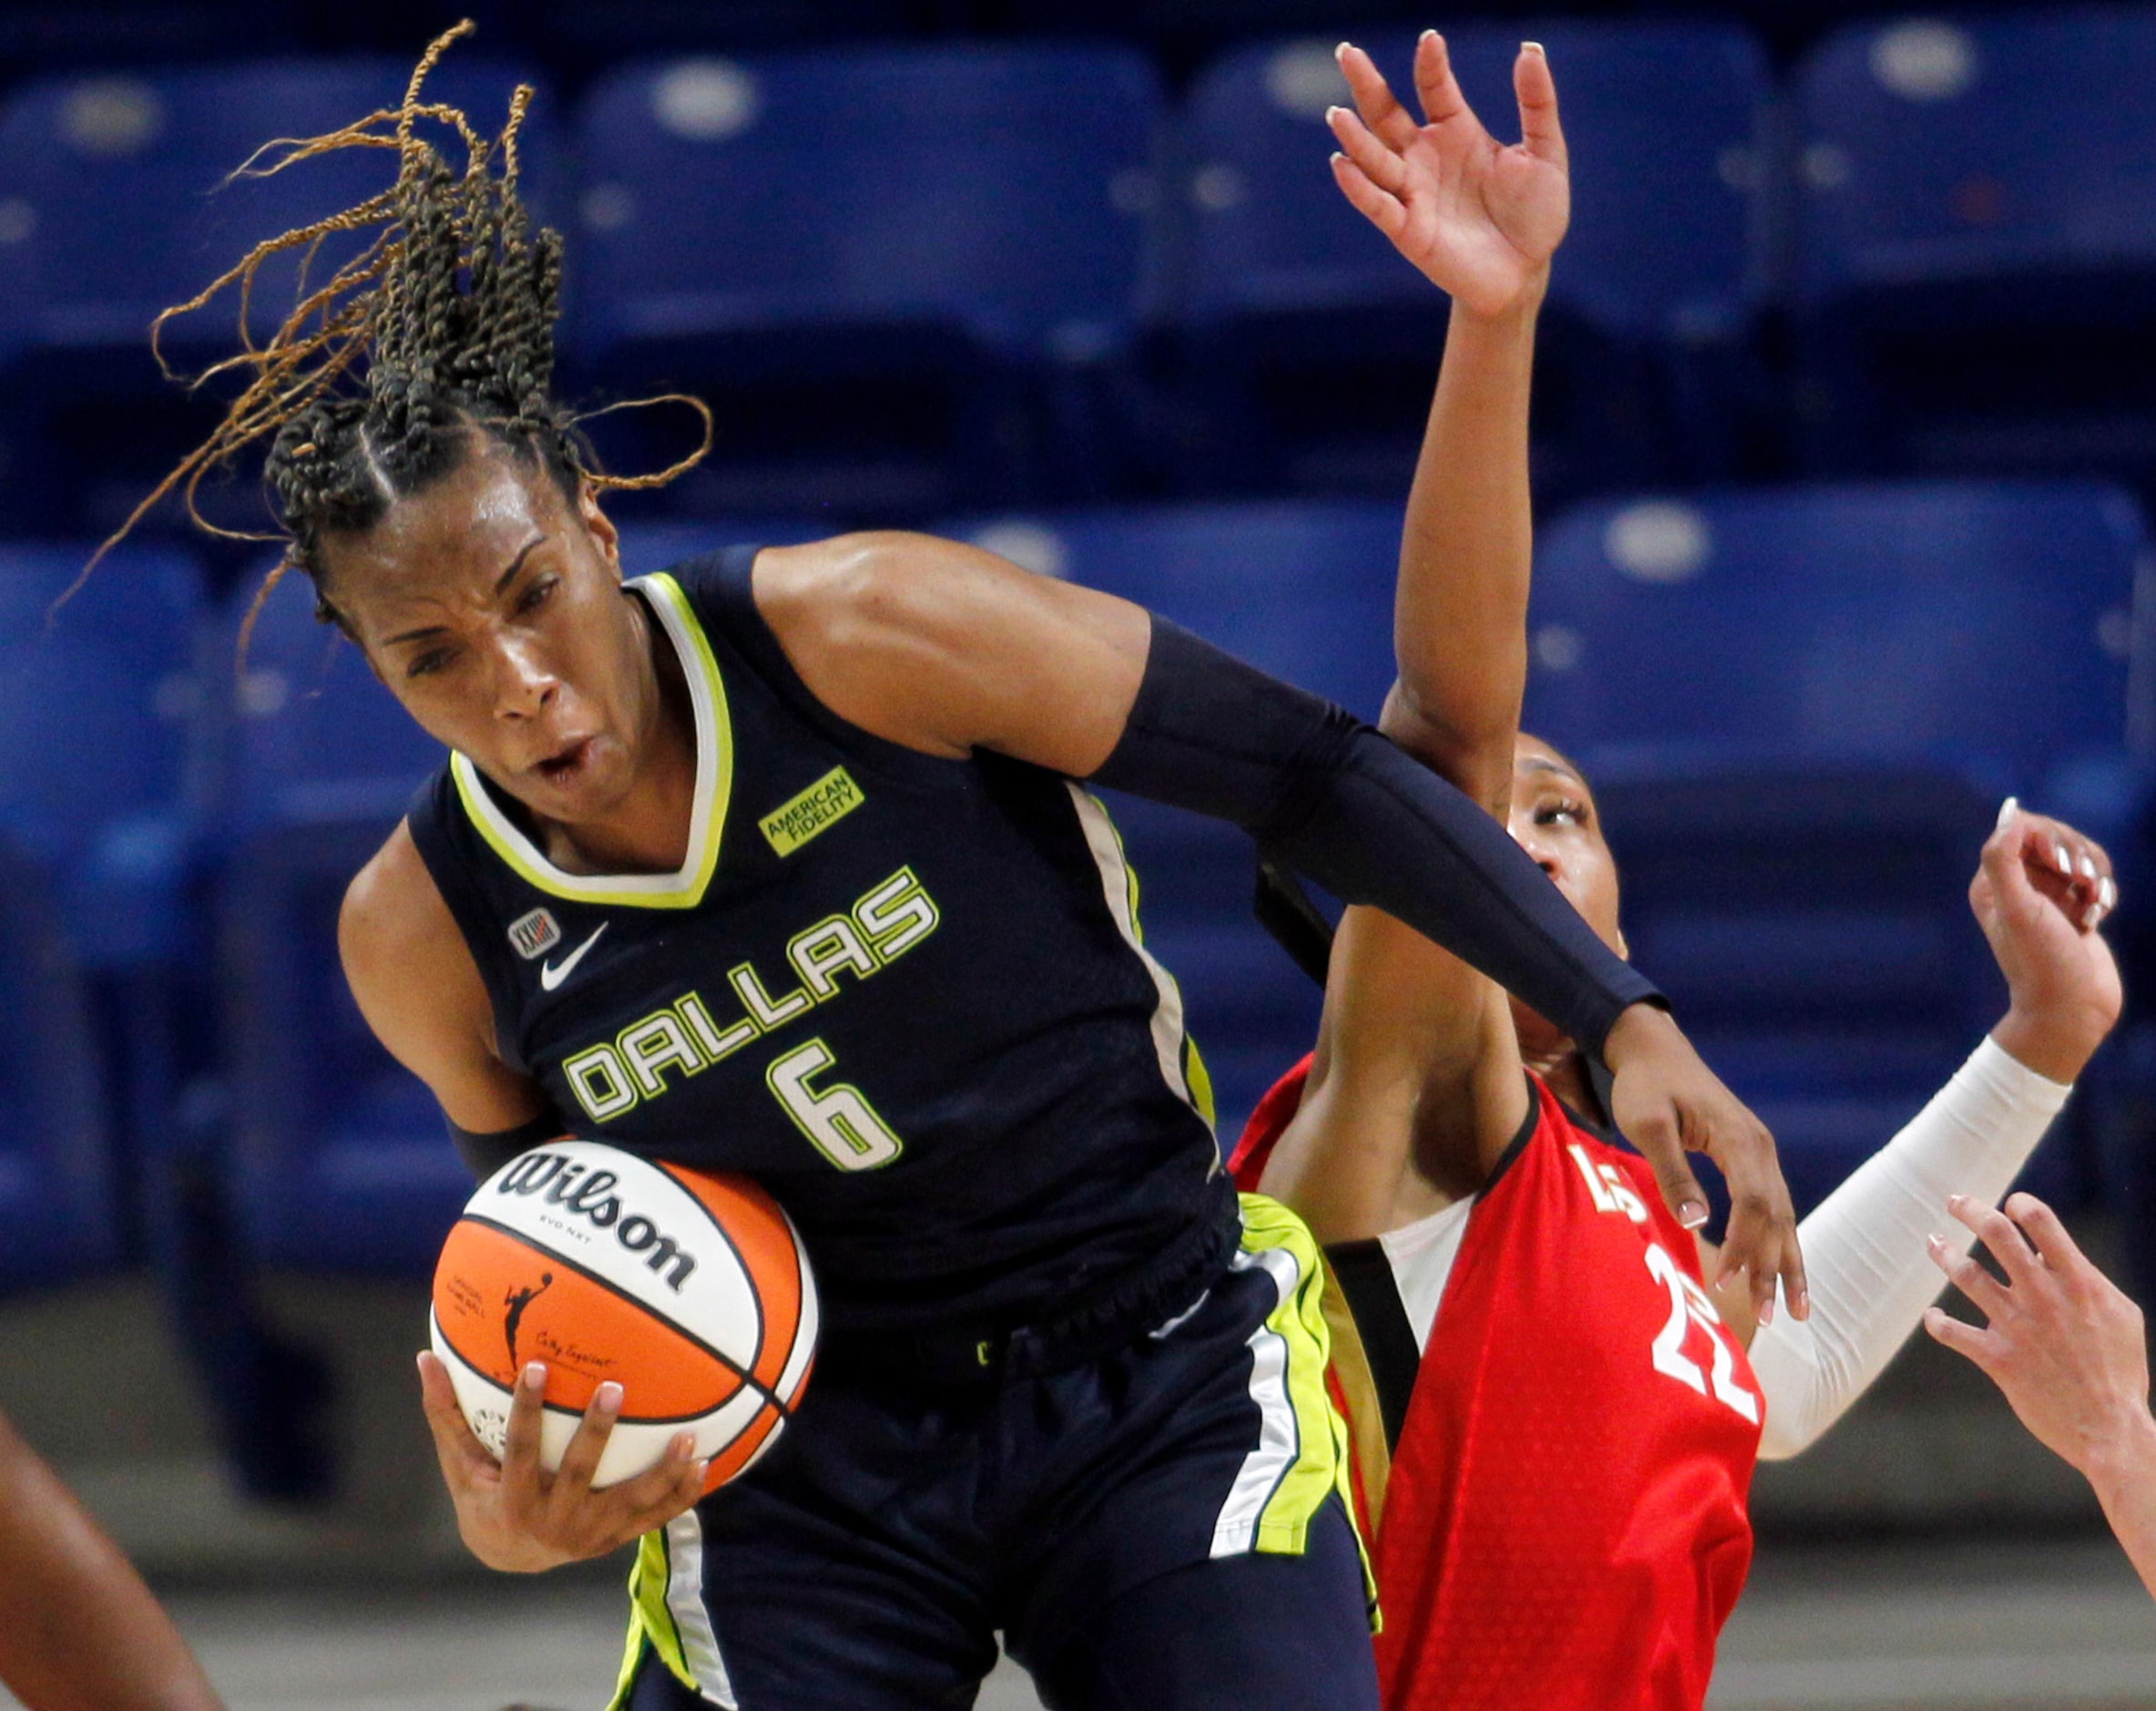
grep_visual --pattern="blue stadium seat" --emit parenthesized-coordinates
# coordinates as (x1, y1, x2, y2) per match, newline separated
(219, 565, 456, 1276)
(1168, 22, 1773, 499)
(568, 46, 1162, 517)
(0, 542, 209, 1287)
(1792, 10, 2156, 487)
(1524, 482, 2150, 1210)
(955, 501, 1405, 1130)
(0, 55, 557, 539)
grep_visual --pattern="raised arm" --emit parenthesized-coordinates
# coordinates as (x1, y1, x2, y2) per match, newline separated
(1262, 35, 1567, 1236)
(1742, 803, 2120, 1457)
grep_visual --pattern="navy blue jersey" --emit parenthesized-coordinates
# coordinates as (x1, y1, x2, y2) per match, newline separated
(407, 547, 1224, 1337)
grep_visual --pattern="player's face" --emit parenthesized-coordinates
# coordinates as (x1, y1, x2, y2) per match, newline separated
(322, 438, 656, 826)
(1506, 734, 1625, 1055)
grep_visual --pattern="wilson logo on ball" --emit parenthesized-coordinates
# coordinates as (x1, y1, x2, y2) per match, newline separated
(494, 1150, 697, 1290)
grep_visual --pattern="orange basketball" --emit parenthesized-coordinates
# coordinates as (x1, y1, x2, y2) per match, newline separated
(430, 1142, 818, 1491)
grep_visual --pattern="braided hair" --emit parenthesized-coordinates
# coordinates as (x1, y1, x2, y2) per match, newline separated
(92, 20, 708, 644)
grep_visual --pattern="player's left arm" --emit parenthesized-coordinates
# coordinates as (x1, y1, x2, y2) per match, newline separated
(0, 1408, 225, 1710)
(1722, 803, 2120, 1458)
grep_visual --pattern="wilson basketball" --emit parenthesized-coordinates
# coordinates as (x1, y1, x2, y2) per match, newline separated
(430, 1142, 818, 1491)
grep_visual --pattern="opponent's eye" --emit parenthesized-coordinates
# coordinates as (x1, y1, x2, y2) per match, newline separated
(1537, 795, 1589, 829)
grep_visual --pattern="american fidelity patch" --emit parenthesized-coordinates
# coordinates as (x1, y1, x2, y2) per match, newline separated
(508, 907, 563, 959)
(761, 766, 865, 856)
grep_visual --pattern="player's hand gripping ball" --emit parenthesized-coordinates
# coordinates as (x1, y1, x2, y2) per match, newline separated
(431, 1142, 818, 1491)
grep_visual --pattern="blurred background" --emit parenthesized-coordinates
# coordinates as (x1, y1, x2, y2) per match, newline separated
(3, 0, 2156, 1706)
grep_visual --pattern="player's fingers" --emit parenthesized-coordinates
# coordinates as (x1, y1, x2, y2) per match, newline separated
(1326, 104, 1410, 198)
(1632, 1107, 1711, 1232)
(1329, 152, 1408, 241)
(416, 1351, 494, 1481)
(1928, 1230, 2009, 1316)
(1949, 1192, 2043, 1288)
(1336, 41, 1420, 151)
(1513, 40, 1568, 172)
(2004, 1191, 2088, 1275)
(548, 1381, 623, 1504)
(1413, 28, 1470, 130)
(608, 1432, 706, 1527)
(499, 1361, 549, 1494)
(1923, 1304, 1997, 1368)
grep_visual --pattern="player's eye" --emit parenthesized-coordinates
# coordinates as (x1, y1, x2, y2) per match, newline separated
(406, 646, 455, 680)
(516, 574, 557, 615)
(1538, 796, 1589, 828)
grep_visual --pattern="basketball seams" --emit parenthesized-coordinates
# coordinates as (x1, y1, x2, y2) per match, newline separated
(458, 1212, 789, 1416)
(773, 1205, 819, 1416)
(654, 1162, 771, 1381)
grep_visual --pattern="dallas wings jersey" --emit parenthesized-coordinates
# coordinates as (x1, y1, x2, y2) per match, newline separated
(1233, 1060, 1763, 1710)
(408, 547, 1223, 1338)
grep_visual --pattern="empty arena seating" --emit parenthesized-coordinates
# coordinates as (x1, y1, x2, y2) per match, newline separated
(567, 45, 1162, 517)
(1792, 9, 2156, 489)
(0, 54, 555, 539)
(1525, 481, 2151, 1209)
(1167, 22, 1772, 499)
(216, 565, 459, 1276)
(0, 543, 207, 1286)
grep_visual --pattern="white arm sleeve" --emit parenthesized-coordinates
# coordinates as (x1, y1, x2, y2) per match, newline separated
(1749, 1035, 2071, 1460)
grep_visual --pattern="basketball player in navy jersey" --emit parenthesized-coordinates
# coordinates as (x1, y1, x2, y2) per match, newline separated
(123, 27, 1801, 1707)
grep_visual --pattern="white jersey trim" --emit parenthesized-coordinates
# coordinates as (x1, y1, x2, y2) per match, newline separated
(1066, 784, 1212, 1135)
(663, 1510, 738, 1707)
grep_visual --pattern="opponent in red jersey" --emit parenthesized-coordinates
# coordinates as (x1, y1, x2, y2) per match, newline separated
(1241, 33, 2123, 1708)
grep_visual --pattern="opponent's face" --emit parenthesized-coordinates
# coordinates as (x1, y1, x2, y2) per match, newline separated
(322, 440, 653, 826)
(1506, 734, 1625, 1055)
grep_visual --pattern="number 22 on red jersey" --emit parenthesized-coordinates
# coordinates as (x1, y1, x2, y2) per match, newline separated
(1567, 1143, 1762, 1425)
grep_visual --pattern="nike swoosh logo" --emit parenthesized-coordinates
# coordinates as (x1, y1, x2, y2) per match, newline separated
(539, 924, 608, 992)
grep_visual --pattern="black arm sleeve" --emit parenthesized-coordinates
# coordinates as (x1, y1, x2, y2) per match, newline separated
(448, 1110, 567, 1181)
(1090, 616, 1660, 1054)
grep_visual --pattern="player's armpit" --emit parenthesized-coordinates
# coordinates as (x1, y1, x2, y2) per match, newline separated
(1266, 914, 1528, 1242)
(341, 820, 552, 1134)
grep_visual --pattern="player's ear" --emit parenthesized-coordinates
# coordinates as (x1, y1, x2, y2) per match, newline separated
(578, 481, 621, 577)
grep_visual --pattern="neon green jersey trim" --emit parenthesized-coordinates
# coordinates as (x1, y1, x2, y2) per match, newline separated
(1237, 1192, 1379, 1621)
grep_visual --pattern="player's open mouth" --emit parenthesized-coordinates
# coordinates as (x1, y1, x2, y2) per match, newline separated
(535, 737, 596, 780)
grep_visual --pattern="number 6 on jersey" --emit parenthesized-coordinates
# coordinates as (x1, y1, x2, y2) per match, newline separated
(767, 1040, 904, 1171)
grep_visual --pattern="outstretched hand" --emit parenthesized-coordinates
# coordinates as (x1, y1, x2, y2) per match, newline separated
(416, 1352, 707, 1573)
(1601, 1002, 1805, 1326)
(1328, 34, 1569, 317)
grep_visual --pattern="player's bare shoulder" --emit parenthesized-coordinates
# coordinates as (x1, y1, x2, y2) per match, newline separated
(339, 819, 471, 1005)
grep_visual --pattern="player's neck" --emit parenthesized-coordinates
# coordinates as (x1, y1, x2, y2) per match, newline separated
(1525, 1042, 1600, 1127)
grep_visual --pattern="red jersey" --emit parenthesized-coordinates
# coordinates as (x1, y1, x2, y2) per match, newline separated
(1233, 1060, 1762, 1710)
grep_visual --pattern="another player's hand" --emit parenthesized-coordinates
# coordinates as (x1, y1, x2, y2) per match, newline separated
(416, 1352, 707, 1573)
(1327, 34, 1568, 318)
(1925, 1193, 2156, 1487)
(1976, 800, 2120, 1085)
(1600, 1001, 1805, 1325)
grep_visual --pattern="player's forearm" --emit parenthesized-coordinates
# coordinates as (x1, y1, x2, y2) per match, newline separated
(1385, 287, 1543, 794)
(0, 1430, 222, 1710)
(1747, 1039, 2069, 1459)
(2083, 1409, 2156, 1601)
